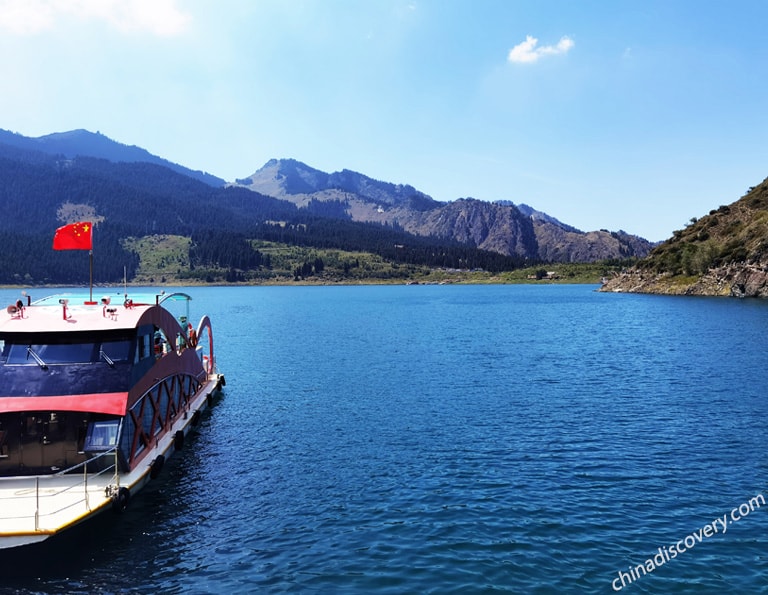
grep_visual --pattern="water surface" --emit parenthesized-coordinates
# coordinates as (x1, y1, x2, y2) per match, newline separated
(2, 285, 767, 593)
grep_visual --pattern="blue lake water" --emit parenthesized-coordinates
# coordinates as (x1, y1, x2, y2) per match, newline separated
(2, 284, 768, 593)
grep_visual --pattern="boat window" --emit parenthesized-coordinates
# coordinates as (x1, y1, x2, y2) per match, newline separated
(142, 398, 156, 438)
(0, 334, 134, 366)
(101, 339, 132, 362)
(5, 342, 95, 364)
(124, 399, 144, 458)
(137, 331, 153, 361)
(84, 419, 120, 451)
(120, 415, 135, 460)
(156, 384, 169, 427)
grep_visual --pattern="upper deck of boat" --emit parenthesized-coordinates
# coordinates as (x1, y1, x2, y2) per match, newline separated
(0, 292, 190, 334)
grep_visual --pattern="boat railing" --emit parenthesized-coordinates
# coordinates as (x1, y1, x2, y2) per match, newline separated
(0, 448, 119, 532)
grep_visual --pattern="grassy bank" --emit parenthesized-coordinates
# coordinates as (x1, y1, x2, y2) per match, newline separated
(121, 235, 625, 286)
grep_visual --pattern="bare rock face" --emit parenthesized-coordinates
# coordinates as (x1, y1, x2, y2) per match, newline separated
(727, 264, 768, 298)
(601, 263, 768, 298)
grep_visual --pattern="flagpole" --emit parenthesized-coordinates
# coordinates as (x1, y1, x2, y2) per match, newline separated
(89, 250, 93, 303)
(53, 222, 97, 303)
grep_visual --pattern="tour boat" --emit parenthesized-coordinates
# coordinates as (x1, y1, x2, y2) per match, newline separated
(0, 290, 225, 550)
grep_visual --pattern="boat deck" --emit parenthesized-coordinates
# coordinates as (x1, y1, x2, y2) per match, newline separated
(0, 372, 224, 549)
(0, 467, 115, 547)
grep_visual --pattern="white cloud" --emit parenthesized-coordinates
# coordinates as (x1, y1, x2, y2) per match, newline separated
(0, 0, 53, 34)
(508, 35, 574, 64)
(0, 0, 191, 36)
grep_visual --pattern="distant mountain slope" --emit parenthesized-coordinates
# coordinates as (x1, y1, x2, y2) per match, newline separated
(236, 159, 653, 262)
(0, 127, 654, 284)
(0, 141, 527, 283)
(237, 158, 437, 209)
(0, 129, 225, 187)
(405, 198, 539, 258)
(513, 203, 581, 233)
(602, 176, 768, 296)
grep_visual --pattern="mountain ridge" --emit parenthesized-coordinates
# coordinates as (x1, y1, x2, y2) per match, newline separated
(236, 158, 653, 262)
(0, 128, 653, 268)
(0, 128, 225, 188)
(0, 139, 531, 284)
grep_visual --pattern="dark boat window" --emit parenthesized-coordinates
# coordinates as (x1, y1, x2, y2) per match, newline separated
(6, 342, 95, 364)
(142, 398, 156, 437)
(121, 409, 138, 459)
(137, 331, 153, 361)
(101, 339, 132, 362)
(0, 333, 135, 365)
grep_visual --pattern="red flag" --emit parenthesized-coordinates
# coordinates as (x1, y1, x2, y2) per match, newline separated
(53, 221, 93, 250)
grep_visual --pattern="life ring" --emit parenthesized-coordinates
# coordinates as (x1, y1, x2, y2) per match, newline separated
(174, 430, 185, 450)
(149, 454, 165, 479)
(112, 487, 130, 513)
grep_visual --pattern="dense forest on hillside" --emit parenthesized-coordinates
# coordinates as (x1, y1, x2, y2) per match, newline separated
(0, 227, 139, 285)
(0, 147, 533, 284)
(253, 216, 529, 271)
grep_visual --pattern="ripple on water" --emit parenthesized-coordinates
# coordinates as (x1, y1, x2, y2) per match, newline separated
(2, 286, 768, 593)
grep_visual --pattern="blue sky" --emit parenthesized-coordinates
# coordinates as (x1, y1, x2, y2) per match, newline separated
(1, 1, 767, 241)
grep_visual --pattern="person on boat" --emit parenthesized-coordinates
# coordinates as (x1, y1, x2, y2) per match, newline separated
(154, 332, 166, 357)
(177, 317, 189, 351)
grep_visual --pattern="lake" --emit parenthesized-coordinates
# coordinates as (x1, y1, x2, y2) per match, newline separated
(2, 284, 768, 593)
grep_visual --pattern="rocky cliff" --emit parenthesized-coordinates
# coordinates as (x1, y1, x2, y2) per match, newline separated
(601, 176, 768, 297)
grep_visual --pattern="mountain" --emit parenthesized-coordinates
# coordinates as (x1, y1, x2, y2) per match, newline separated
(0, 128, 653, 285)
(0, 129, 225, 187)
(513, 203, 581, 233)
(236, 159, 653, 262)
(0, 139, 293, 284)
(0, 139, 527, 284)
(601, 177, 768, 297)
(236, 158, 435, 207)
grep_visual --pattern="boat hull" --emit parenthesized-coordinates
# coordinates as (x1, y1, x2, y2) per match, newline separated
(0, 373, 224, 550)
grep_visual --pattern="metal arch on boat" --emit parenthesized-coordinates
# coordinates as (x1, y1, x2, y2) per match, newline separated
(195, 314, 216, 373)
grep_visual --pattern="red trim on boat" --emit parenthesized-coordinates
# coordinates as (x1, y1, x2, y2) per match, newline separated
(0, 392, 129, 415)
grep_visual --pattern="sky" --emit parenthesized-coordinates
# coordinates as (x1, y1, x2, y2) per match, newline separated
(1, 1, 767, 242)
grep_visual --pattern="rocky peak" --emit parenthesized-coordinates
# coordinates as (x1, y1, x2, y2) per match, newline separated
(235, 158, 654, 263)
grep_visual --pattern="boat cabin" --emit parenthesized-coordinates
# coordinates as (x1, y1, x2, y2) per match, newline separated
(0, 295, 209, 477)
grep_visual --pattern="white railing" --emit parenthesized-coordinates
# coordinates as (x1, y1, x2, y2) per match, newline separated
(0, 448, 119, 532)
